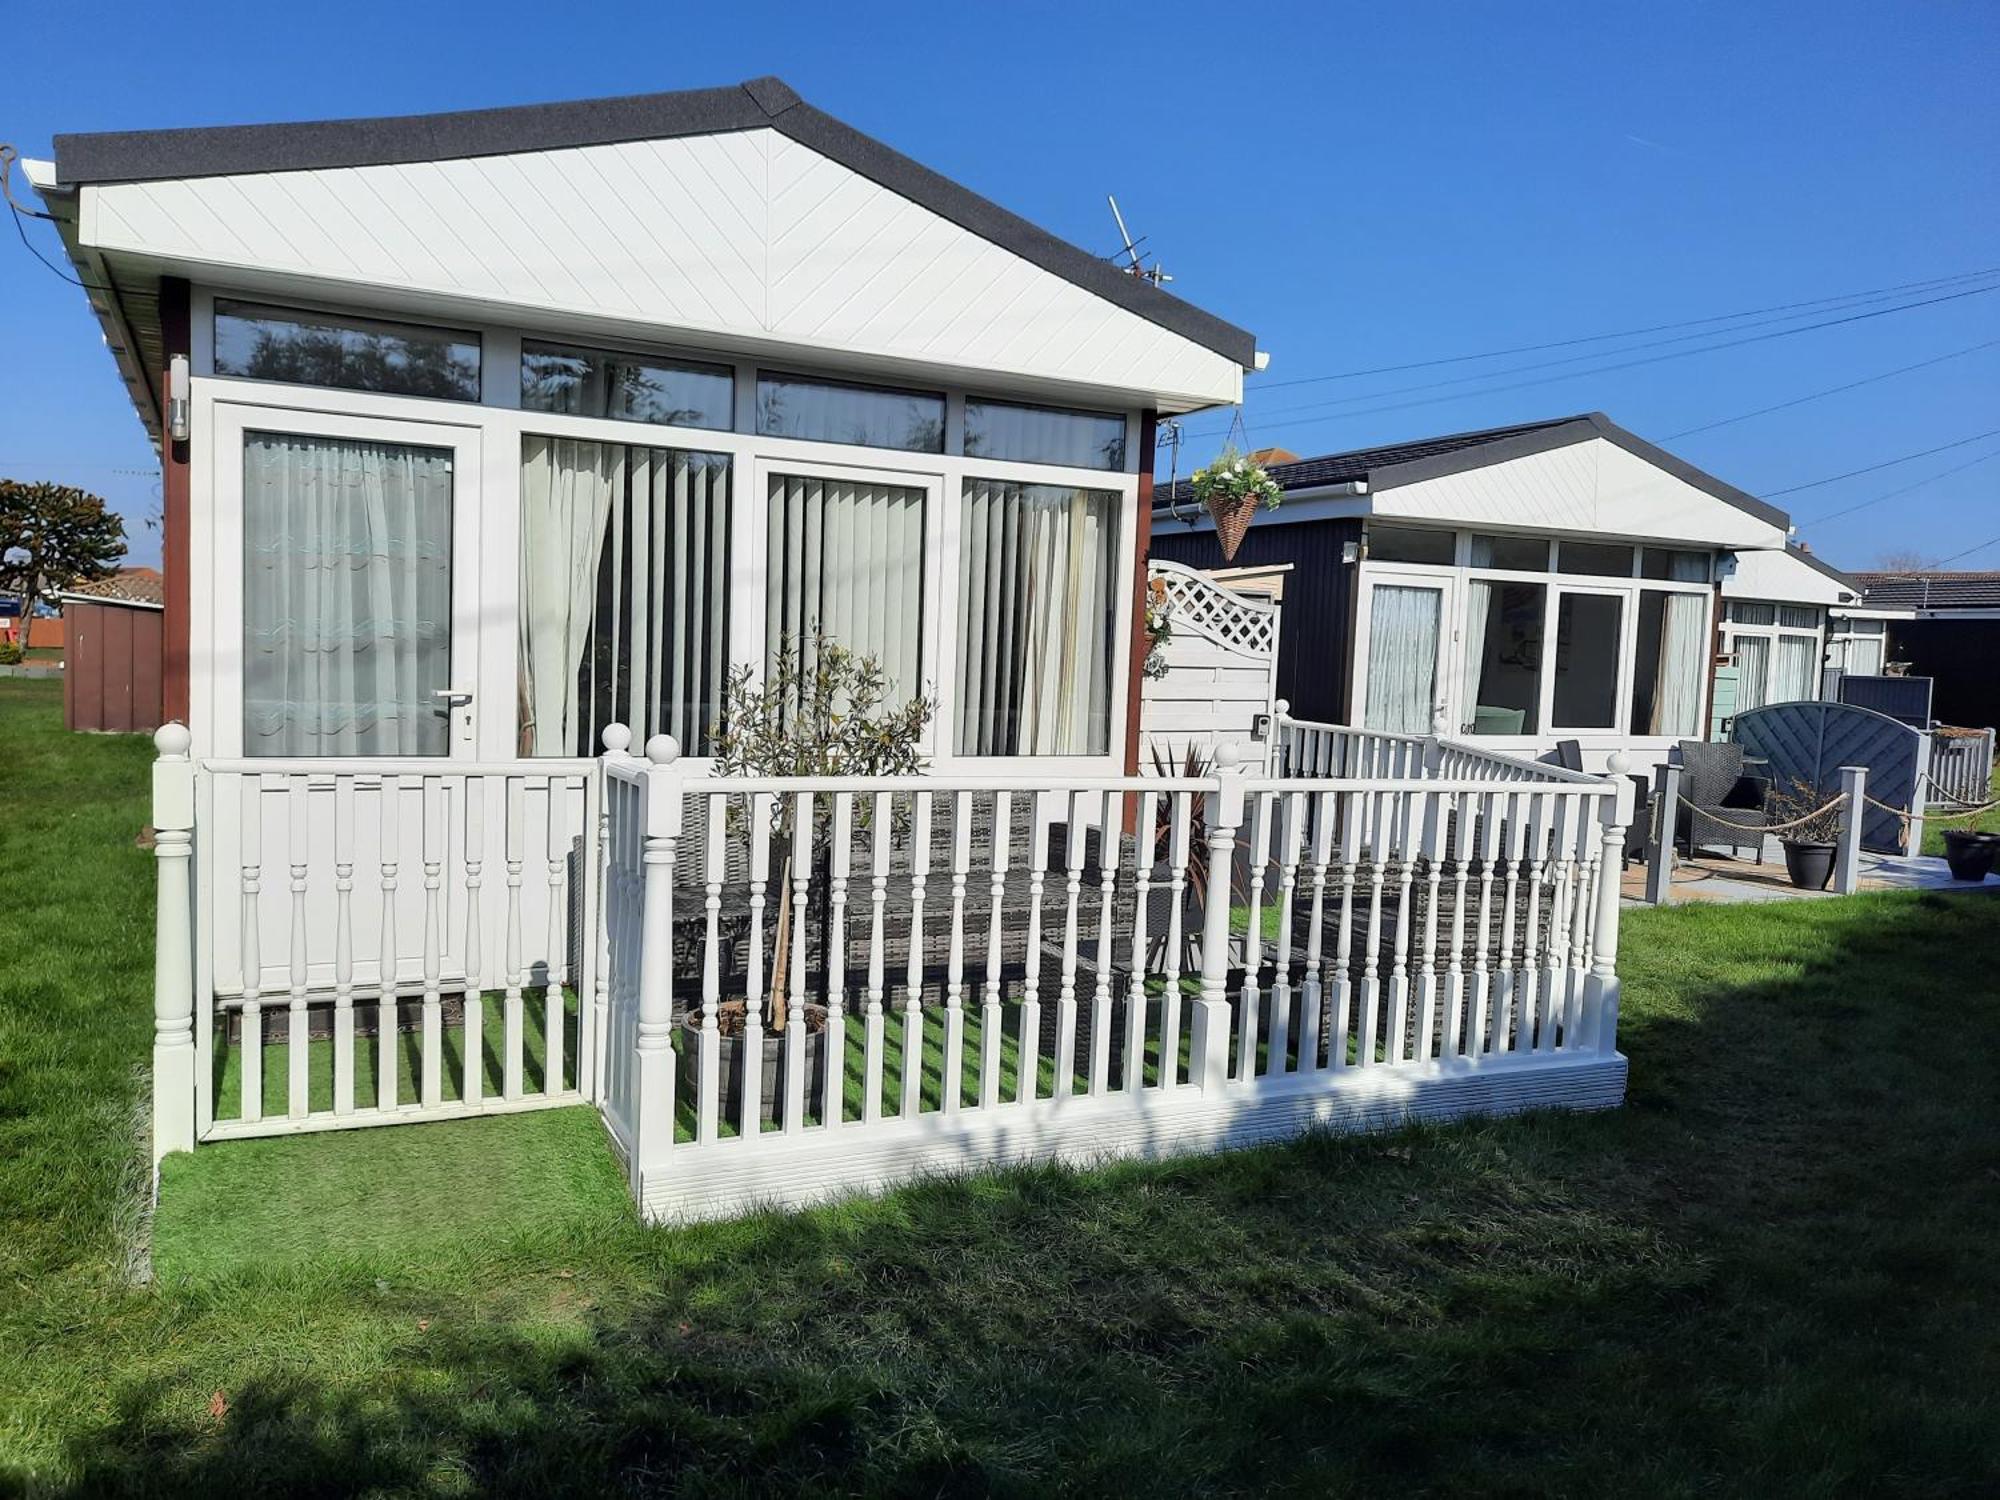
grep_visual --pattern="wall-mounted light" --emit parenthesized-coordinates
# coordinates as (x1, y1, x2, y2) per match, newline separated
(1341, 540, 1361, 565)
(168, 353, 190, 442)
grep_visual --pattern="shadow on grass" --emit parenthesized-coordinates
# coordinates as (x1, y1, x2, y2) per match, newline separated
(42, 892, 2000, 1497)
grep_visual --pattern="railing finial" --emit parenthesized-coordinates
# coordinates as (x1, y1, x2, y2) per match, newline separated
(645, 734, 682, 766)
(601, 722, 633, 755)
(154, 720, 192, 758)
(1213, 740, 1244, 771)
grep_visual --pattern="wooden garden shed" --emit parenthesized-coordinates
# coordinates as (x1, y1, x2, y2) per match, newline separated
(59, 568, 165, 733)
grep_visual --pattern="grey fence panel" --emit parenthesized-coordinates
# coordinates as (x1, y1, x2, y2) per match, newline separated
(1733, 701, 1922, 854)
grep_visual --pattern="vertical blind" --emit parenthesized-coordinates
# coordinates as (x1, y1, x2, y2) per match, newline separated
(955, 479, 1118, 755)
(766, 473, 926, 704)
(519, 436, 730, 756)
(1363, 585, 1440, 734)
(1644, 592, 1708, 735)
(243, 432, 452, 756)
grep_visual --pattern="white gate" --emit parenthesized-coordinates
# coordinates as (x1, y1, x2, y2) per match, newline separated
(1139, 560, 1281, 771)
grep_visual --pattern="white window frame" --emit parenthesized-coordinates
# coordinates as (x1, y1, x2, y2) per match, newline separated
(200, 397, 487, 761)
(1720, 600, 1826, 709)
(1347, 528, 1714, 751)
(187, 286, 1142, 773)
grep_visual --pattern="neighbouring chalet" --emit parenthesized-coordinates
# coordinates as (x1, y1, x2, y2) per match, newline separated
(1847, 571, 2000, 730)
(28, 77, 1259, 774)
(1151, 413, 1868, 771)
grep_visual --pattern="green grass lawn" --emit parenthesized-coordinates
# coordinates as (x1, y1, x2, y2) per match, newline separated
(4, 672, 1999, 1496)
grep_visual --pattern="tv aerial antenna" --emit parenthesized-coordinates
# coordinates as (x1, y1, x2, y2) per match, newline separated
(1107, 195, 1172, 286)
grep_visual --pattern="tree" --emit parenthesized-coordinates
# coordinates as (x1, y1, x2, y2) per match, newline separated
(710, 632, 933, 1027)
(0, 480, 126, 650)
(1874, 548, 1932, 573)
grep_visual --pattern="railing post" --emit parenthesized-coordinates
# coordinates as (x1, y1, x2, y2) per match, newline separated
(631, 734, 682, 1191)
(1645, 762, 1680, 906)
(1834, 765, 1867, 895)
(586, 724, 634, 1105)
(151, 723, 198, 1164)
(1581, 775, 1634, 1055)
(1191, 743, 1247, 1091)
(1272, 699, 1291, 776)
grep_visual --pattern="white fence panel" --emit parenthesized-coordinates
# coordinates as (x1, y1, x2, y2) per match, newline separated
(1141, 560, 1281, 770)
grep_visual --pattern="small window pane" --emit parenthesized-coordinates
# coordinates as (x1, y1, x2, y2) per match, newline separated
(1778, 604, 1822, 630)
(1729, 602, 1776, 627)
(756, 373, 944, 452)
(963, 399, 1127, 470)
(957, 479, 1119, 754)
(1469, 533, 1548, 571)
(521, 341, 733, 430)
(1461, 579, 1545, 735)
(1557, 541, 1634, 577)
(1847, 617, 1887, 636)
(1368, 524, 1455, 565)
(1642, 547, 1710, 582)
(1631, 590, 1708, 737)
(1552, 593, 1624, 727)
(216, 301, 479, 401)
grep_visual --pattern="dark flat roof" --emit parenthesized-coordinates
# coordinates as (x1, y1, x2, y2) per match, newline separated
(1156, 411, 1791, 531)
(52, 77, 1256, 370)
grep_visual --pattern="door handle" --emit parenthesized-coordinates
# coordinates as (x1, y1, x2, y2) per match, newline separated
(433, 688, 474, 707)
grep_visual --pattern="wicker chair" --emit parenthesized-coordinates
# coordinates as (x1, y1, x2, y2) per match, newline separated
(1552, 739, 1649, 865)
(1672, 740, 1771, 861)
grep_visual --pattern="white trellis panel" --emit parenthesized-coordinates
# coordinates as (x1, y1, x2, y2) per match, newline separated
(1140, 560, 1282, 771)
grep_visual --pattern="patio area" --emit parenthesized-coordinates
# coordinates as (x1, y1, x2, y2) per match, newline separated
(1621, 834, 2000, 905)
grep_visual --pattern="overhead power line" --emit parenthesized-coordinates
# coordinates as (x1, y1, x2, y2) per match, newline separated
(1929, 531, 2000, 568)
(1764, 429, 2000, 497)
(1185, 281, 2000, 444)
(1665, 338, 2000, 439)
(1251, 265, 2000, 391)
(1805, 444, 2000, 525)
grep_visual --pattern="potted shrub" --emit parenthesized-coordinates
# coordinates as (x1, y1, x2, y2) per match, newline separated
(1941, 828, 2000, 883)
(1766, 777, 1844, 890)
(697, 632, 933, 1128)
(1190, 445, 1283, 563)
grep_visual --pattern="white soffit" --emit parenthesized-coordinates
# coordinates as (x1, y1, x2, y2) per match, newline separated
(1373, 436, 1789, 549)
(77, 129, 1242, 409)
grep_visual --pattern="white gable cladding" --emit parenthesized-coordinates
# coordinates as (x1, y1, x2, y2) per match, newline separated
(79, 128, 1241, 409)
(1722, 546, 1856, 607)
(1373, 437, 1788, 549)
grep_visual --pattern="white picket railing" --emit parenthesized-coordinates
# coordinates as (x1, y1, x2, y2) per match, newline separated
(150, 715, 1635, 1220)
(149, 728, 599, 1153)
(1929, 726, 1996, 808)
(598, 724, 1633, 1223)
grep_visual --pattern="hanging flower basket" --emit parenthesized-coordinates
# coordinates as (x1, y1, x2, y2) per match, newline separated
(1190, 445, 1284, 563)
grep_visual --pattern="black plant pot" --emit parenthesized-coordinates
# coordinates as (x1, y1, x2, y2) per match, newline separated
(1782, 840, 1836, 891)
(677, 1003, 828, 1129)
(1942, 830, 1998, 883)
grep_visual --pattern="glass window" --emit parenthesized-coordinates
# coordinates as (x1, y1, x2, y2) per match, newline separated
(1630, 590, 1708, 737)
(963, 399, 1127, 471)
(1460, 580, 1545, 736)
(1773, 635, 1820, 703)
(1642, 547, 1711, 582)
(1363, 584, 1443, 734)
(756, 373, 945, 453)
(1557, 541, 1635, 578)
(1846, 637, 1885, 676)
(521, 341, 733, 430)
(1469, 533, 1548, 571)
(1734, 634, 1771, 712)
(519, 437, 730, 757)
(1778, 604, 1822, 630)
(215, 301, 479, 401)
(1728, 602, 1776, 626)
(1847, 617, 1887, 636)
(957, 479, 1119, 755)
(243, 432, 453, 756)
(1368, 524, 1455, 565)
(767, 472, 927, 707)
(1552, 593, 1624, 727)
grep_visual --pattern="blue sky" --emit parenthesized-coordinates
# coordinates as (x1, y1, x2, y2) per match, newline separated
(3, 1, 1995, 571)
